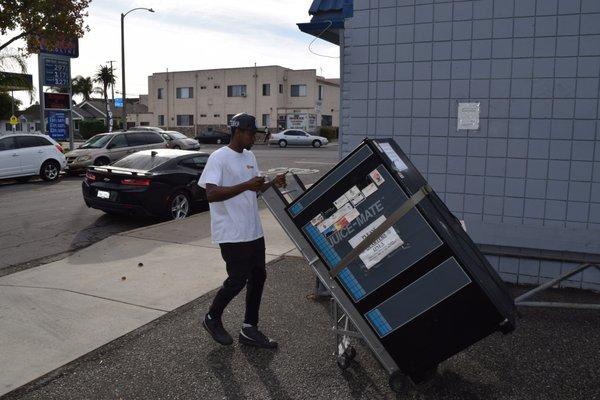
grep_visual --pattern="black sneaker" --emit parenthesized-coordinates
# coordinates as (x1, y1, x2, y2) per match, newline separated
(239, 326, 278, 349)
(202, 314, 233, 345)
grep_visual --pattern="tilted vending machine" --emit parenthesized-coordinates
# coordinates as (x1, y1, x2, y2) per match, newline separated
(262, 138, 516, 392)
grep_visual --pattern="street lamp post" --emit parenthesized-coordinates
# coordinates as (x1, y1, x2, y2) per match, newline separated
(121, 7, 154, 131)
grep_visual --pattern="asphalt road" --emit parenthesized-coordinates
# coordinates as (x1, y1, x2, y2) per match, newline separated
(0, 143, 339, 275)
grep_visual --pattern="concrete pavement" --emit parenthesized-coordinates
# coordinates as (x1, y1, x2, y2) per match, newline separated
(0, 208, 297, 396)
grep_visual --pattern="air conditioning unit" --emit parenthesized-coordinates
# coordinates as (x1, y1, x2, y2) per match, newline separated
(241, 92, 247, 97)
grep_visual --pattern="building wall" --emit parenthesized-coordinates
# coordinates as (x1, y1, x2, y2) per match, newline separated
(341, 0, 600, 290)
(147, 66, 340, 132)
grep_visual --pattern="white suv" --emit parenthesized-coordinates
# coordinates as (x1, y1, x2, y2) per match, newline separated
(0, 133, 67, 182)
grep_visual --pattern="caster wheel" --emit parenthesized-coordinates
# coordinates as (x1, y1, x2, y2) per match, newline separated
(345, 346, 356, 360)
(388, 371, 411, 394)
(336, 355, 351, 370)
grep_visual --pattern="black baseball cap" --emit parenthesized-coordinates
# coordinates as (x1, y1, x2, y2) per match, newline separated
(229, 113, 265, 133)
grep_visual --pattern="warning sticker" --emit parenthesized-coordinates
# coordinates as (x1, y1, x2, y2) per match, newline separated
(348, 216, 404, 269)
(334, 194, 350, 209)
(369, 169, 385, 186)
(361, 183, 378, 198)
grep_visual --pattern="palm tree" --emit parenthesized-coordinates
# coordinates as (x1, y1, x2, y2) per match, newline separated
(72, 75, 101, 101)
(0, 48, 35, 102)
(94, 66, 116, 130)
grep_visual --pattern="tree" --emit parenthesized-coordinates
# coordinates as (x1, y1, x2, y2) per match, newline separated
(0, 92, 22, 119)
(71, 75, 101, 101)
(0, 49, 27, 73)
(0, 0, 91, 53)
(94, 66, 116, 130)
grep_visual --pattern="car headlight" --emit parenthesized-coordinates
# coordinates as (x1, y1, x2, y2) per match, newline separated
(76, 155, 92, 162)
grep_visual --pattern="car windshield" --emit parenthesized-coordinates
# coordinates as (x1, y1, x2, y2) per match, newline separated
(80, 134, 112, 149)
(112, 153, 171, 170)
(168, 132, 188, 139)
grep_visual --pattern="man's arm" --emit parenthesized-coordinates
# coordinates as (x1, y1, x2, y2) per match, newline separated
(205, 177, 265, 203)
(259, 173, 287, 193)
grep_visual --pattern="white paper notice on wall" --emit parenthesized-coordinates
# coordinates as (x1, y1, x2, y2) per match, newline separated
(457, 102, 480, 130)
(379, 142, 408, 171)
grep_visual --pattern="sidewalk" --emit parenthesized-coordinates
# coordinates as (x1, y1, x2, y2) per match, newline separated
(0, 209, 298, 396)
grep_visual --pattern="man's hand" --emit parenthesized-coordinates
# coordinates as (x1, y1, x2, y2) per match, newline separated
(245, 176, 266, 192)
(272, 173, 287, 189)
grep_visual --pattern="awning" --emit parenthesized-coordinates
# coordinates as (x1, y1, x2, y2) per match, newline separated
(297, 0, 353, 45)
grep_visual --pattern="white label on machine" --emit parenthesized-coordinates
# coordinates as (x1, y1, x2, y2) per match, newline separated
(348, 215, 404, 269)
(369, 169, 385, 186)
(334, 193, 349, 209)
(379, 143, 408, 171)
(362, 183, 378, 198)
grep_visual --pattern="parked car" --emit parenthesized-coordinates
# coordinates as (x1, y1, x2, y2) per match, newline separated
(269, 129, 329, 148)
(128, 126, 165, 133)
(0, 133, 66, 182)
(161, 131, 201, 150)
(82, 149, 208, 219)
(65, 131, 167, 174)
(195, 130, 231, 144)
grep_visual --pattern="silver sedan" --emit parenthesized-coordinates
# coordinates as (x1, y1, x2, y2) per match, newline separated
(268, 129, 329, 148)
(161, 131, 201, 150)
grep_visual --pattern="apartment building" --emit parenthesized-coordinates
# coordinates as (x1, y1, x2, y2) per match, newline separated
(147, 65, 340, 134)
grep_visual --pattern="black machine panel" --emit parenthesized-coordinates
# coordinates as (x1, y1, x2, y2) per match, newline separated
(286, 138, 516, 375)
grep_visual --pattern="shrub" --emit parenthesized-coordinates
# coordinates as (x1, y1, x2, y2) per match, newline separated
(318, 126, 338, 141)
(79, 119, 108, 139)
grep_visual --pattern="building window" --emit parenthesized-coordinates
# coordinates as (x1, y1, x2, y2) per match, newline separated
(227, 85, 247, 97)
(262, 114, 270, 127)
(4, 123, 11, 131)
(140, 121, 150, 126)
(158, 115, 165, 125)
(176, 87, 193, 99)
(214, 85, 221, 89)
(74, 121, 80, 130)
(279, 84, 283, 94)
(318, 85, 323, 100)
(35, 122, 41, 131)
(227, 114, 235, 124)
(321, 115, 332, 127)
(291, 84, 307, 97)
(262, 84, 270, 96)
(157, 88, 164, 99)
(214, 114, 221, 118)
(200, 114, 207, 118)
(177, 115, 194, 126)
(200, 86, 207, 89)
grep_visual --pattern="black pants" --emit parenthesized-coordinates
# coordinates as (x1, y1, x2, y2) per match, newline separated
(208, 237, 266, 326)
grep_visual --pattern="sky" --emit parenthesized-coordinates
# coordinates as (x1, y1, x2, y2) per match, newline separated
(3, 0, 340, 107)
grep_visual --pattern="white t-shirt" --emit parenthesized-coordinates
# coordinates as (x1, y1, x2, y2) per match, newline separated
(198, 146, 263, 244)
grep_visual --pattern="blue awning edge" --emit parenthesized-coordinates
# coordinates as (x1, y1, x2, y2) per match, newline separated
(297, 0, 353, 45)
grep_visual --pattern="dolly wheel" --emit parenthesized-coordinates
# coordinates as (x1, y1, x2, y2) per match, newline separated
(336, 354, 351, 370)
(345, 346, 357, 360)
(388, 371, 410, 394)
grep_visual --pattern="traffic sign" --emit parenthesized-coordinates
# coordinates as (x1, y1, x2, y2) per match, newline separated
(115, 98, 123, 108)
(9, 115, 18, 125)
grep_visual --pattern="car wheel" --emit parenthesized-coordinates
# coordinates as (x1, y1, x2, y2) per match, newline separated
(94, 157, 110, 166)
(40, 160, 60, 181)
(278, 139, 288, 148)
(168, 191, 191, 220)
(312, 140, 322, 148)
(173, 145, 181, 149)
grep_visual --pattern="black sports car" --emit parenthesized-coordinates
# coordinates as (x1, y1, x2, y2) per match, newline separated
(195, 130, 231, 144)
(82, 149, 208, 219)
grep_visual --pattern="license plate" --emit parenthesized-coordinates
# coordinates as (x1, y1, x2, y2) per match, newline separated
(97, 190, 110, 199)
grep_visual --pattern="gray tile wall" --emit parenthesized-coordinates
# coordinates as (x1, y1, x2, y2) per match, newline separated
(341, 0, 600, 290)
